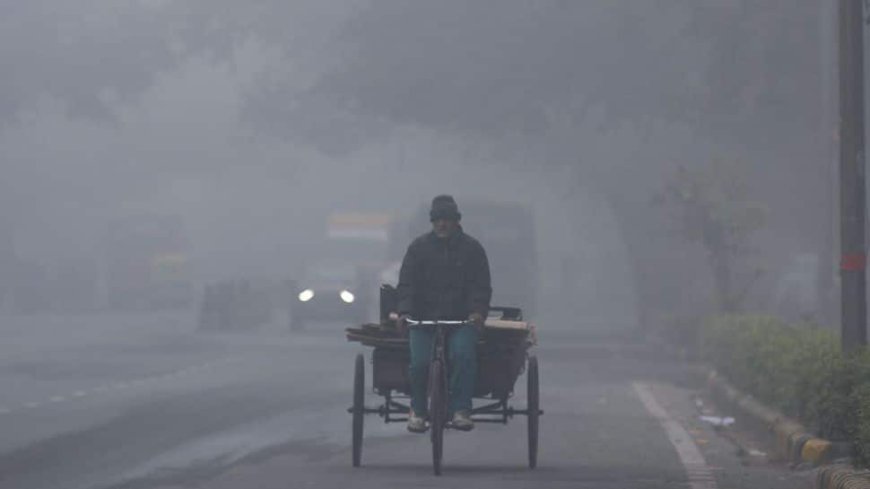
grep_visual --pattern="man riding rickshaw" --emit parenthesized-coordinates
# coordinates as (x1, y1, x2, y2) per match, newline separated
(346, 194, 540, 475)
(395, 195, 492, 433)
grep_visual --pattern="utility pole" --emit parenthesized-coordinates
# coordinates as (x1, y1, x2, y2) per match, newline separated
(820, 0, 838, 328)
(838, 0, 867, 352)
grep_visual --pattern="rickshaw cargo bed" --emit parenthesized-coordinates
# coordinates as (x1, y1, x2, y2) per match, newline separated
(346, 322, 534, 349)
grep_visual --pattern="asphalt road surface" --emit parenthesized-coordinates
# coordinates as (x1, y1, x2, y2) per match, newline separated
(0, 311, 813, 489)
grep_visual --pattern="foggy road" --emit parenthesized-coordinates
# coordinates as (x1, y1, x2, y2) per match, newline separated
(0, 1, 857, 488)
(0, 312, 356, 489)
(0, 312, 811, 489)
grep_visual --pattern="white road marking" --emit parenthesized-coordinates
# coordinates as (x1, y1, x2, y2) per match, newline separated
(633, 382, 718, 489)
(0, 356, 238, 416)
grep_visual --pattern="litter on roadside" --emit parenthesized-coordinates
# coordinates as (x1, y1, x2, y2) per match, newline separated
(699, 415, 736, 427)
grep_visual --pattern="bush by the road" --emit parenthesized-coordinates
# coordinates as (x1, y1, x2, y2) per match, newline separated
(701, 315, 870, 466)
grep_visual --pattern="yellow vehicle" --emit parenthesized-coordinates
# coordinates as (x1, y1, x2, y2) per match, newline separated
(105, 215, 194, 310)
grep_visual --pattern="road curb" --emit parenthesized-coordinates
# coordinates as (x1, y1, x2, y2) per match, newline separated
(817, 465, 870, 489)
(705, 370, 839, 467)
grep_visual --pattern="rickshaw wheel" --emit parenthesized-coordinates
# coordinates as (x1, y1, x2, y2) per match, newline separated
(527, 354, 540, 469)
(352, 353, 365, 467)
(429, 359, 446, 476)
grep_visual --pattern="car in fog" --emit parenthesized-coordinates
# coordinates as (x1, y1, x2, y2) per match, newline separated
(289, 261, 370, 330)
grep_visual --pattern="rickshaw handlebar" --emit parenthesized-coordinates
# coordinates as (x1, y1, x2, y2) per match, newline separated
(406, 318, 473, 327)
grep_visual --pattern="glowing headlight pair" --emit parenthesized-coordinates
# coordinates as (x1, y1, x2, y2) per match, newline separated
(297, 289, 355, 304)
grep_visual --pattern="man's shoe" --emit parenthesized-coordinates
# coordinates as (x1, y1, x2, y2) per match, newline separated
(407, 411, 428, 433)
(451, 410, 474, 431)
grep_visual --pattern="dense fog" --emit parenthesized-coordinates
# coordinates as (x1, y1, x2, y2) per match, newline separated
(0, 3, 843, 488)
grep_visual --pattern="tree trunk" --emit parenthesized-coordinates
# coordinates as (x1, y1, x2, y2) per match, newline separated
(711, 251, 736, 312)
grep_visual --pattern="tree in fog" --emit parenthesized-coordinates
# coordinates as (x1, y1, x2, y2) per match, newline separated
(657, 160, 766, 312)
(302, 0, 832, 326)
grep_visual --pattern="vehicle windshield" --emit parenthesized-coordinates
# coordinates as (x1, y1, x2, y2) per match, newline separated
(305, 262, 357, 287)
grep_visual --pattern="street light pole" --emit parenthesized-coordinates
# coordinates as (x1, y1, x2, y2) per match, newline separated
(838, 0, 867, 352)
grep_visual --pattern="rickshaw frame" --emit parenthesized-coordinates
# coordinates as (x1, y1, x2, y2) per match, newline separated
(348, 306, 541, 475)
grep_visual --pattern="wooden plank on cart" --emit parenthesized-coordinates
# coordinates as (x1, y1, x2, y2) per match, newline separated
(484, 319, 529, 330)
(346, 320, 536, 347)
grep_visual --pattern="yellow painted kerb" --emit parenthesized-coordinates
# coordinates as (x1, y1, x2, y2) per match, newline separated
(801, 438, 832, 464)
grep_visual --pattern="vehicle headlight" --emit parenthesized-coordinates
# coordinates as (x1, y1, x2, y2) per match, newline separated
(298, 289, 315, 302)
(340, 290, 355, 304)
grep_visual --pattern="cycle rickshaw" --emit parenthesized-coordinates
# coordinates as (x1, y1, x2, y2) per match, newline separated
(345, 285, 540, 475)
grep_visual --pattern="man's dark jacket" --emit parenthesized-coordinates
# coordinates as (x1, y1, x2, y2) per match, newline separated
(397, 230, 492, 320)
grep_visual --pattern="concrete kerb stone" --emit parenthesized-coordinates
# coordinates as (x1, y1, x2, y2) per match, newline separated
(817, 465, 870, 489)
(702, 369, 868, 489)
(705, 370, 833, 466)
(802, 438, 835, 466)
